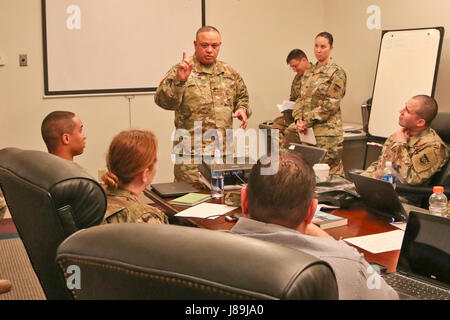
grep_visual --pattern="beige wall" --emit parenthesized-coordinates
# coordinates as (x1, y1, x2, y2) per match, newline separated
(1, 0, 449, 183)
(325, 0, 450, 123)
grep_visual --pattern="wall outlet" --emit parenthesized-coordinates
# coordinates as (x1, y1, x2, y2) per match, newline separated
(19, 54, 27, 66)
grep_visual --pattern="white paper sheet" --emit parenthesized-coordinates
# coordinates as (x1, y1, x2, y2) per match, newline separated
(344, 230, 405, 254)
(174, 203, 237, 219)
(277, 100, 295, 113)
(298, 128, 317, 145)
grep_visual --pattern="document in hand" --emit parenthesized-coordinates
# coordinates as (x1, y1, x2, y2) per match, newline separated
(277, 100, 295, 113)
(298, 128, 317, 145)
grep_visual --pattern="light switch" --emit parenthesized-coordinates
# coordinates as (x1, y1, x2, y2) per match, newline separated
(0, 55, 5, 66)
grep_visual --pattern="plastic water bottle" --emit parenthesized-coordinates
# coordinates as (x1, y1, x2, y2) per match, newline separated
(428, 186, 448, 217)
(211, 149, 224, 198)
(381, 161, 396, 189)
(211, 170, 224, 198)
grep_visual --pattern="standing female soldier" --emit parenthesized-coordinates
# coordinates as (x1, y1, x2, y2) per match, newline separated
(285, 32, 347, 176)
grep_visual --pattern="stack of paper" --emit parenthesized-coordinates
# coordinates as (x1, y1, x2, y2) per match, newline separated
(277, 100, 295, 113)
(344, 230, 405, 254)
(175, 203, 238, 219)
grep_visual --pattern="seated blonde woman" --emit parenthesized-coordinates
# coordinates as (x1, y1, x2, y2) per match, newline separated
(101, 130, 169, 224)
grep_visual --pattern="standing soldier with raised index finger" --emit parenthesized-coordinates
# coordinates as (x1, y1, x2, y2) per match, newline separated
(155, 26, 251, 183)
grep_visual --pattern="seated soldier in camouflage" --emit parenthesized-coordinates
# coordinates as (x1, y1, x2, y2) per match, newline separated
(363, 95, 449, 185)
(101, 130, 169, 225)
(41, 111, 87, 164)
(271, 49, 311, 139)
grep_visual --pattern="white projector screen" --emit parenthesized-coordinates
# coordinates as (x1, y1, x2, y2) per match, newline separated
(42, 0, 204, 96)
(368, 27, 444, 138)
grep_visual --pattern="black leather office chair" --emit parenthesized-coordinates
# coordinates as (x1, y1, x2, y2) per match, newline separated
(0, 148, 107, 299)
(56, 223, 339, 300)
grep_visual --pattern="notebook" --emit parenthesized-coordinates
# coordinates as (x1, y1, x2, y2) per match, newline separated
(288, 143, 327, 166)
(348, 172, 428, 222)
(382, 211, 450, 300)
(169, 193, 212, 207)
(150, 182, 198, 198)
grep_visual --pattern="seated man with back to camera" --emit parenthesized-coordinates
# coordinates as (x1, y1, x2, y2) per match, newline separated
(228, 150, 398, 300)
(362, 95, 449, 185)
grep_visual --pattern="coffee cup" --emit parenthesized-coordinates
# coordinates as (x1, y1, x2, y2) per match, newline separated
(313, 163, 330, 183)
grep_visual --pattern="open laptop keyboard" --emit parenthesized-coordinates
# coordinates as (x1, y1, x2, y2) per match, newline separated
(384, 273, 450, 300)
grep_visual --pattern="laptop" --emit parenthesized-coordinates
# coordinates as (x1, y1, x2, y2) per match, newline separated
(150, 182, 198, 198)
(288, 143, 327, 166)
(348, 172, 428, 222)
(382, 211, 450, 300)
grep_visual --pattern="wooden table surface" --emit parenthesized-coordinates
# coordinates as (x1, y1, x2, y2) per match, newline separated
(144, 188, 401, 273)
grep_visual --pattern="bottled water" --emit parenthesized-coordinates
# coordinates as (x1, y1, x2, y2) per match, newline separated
(211, 148, 224, 198)
(381, 161, 396, 189)
(211, 170, 224, 198)
(428, 186, 448, 217)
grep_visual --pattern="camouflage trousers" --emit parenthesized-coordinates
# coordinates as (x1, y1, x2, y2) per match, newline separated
(281, 123, 344, 176)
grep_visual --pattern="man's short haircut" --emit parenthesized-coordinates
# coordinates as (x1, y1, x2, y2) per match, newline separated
(286, 49, 308, 64)
(316, 31, 334, 46)
(413, 94, 438, 126)
(196, 25, 220, 40)
(41, 111, 76, 152)
(247, 150, 316, 229)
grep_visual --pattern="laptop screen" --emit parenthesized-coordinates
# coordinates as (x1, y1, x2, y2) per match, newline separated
(397, 211, 450, 287)
(288, 143, 327, 166)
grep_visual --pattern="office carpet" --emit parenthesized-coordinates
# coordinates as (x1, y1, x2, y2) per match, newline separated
(0, 219, 46, 300)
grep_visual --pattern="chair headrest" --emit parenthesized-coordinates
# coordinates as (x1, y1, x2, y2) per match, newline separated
(57, 223, 338, 300)
(431, 112, 450, 144)
(0, 147, 107, 299)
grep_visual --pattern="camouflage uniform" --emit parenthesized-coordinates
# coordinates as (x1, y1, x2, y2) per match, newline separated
(271, 73, 303, 134)
(282, 61, 347, 176)
(363, 127, 449, 185)
(102, 188, 169, 225)
(155, 56, 251, 183)
(0, 190, 6, 222)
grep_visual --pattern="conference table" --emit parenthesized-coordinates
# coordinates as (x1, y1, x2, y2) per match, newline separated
(143, 186, 401, 273)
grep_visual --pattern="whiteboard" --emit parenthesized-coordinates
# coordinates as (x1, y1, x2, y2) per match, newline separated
(42, 0, 204, 96)
(368, 27, 444, 138)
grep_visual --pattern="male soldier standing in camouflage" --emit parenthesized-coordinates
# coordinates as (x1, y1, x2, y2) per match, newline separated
(155, 26, 251, 183)
(363, 95, 449, 185)
(271, 49, 311, 142)
(282, 32, 347, 176)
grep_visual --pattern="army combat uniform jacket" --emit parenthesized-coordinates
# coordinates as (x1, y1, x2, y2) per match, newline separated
(155, 55, 251, 155)
(102, 188, 169, 225)
(363, 127, 449, 185)
(292, 61, 347, 137)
